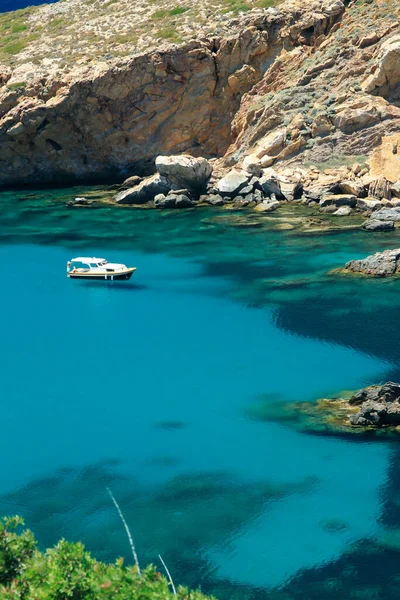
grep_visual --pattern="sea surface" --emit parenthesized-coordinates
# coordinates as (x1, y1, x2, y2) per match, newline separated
(0, 0, 58, 12)
(1, 186, 400, 599)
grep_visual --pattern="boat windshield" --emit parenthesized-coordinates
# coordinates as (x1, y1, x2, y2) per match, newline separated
(68, 258, 108, 271)
(69, 261, 90, 271)
(89, 261, 108, 268)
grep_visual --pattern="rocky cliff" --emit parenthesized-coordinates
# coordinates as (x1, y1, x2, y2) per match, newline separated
(0, 0, 399, 187)
(224, 0, 400, 173)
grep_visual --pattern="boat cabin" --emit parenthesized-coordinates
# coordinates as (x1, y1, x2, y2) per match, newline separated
(66, 256, 136, 280)
(67, 257, 109, 273)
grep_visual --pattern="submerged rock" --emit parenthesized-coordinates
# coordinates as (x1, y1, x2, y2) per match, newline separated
(344, 248, 400, 276)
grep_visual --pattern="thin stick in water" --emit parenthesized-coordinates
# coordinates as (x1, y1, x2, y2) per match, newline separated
(106, 487, 141, 576)
(159, 554, 177, 597)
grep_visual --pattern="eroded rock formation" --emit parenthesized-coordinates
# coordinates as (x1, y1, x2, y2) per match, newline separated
(225, 3, 400, 175)
(344, 247, 400, 276)
(0, 0, 344, 186)
(349, 382, 400, 427)
(0, 0, 399, 188)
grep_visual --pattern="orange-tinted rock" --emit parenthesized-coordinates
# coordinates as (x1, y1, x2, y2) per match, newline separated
(369, 133, 400, 184)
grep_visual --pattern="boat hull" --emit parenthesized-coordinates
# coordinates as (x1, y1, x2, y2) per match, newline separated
(68, 268, 136, 281)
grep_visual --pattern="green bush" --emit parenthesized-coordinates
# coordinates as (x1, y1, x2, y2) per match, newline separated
(152, 9, 168, 19)
(0, 516, 215, 600)
(157, 27, 182, 41)
(220, 0, 253, 13)
(168, 6, 189, 15)
(256, 0, 274, 8)
(3, 40, 26, 54)
(10, 23, 27, 33)
(6, 81, 26, 91)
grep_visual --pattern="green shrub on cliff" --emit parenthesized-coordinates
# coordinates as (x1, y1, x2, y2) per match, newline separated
(0, 7, 33, 58)
(3, 40, 26, 55)
(5, 81, 25, 91)
(0, 516, 213, 600)
(157, 27, 183, 41)
(255, 0, 274, 8)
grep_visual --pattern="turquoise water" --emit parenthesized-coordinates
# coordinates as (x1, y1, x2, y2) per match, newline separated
(1, 187, 400, 598)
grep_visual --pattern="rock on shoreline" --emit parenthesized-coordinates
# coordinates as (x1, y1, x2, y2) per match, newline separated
(113, 152, 400, 215)
(344, 248, 400, 277)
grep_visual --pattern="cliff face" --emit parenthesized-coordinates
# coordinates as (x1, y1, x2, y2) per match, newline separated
(225, 0, 400, 173)
(0, 0, 398, 186)
(0, 31, 272, 184)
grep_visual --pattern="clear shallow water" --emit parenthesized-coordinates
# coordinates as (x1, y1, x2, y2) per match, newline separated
(1, 187, 400, 599)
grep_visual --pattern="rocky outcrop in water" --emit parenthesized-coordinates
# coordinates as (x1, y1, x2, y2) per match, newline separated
(348, 382, 400, 427)
(248, 382, 400, 437)
(344, 248, 400, 277)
